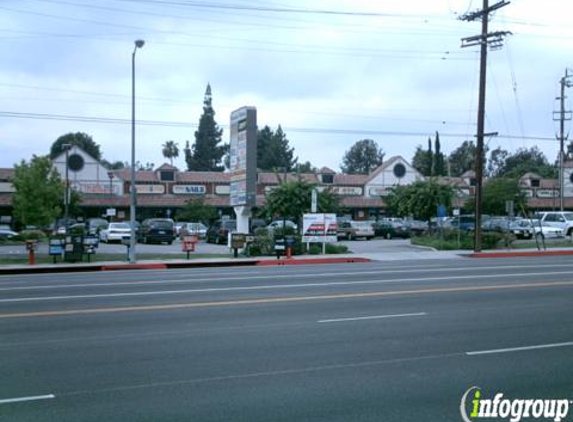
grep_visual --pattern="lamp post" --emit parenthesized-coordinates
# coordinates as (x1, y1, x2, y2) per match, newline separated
(129, 39, 145, 264)
(62, 143, 72, 231)
(107, 171, 114, 222)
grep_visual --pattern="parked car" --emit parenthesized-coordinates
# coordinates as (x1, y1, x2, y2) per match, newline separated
(267, 220, 298, 232)
(513, 219, 564, 240)
(137, 218, 175, 244)
(0, 229, 19, 240)
(373, 221, 409, 239)
(250, 218, 267, 233)
(85, 218, 109, 235)
(180, 222, 208, 239)
(508, 219, 534, 239)
(99, 222, 131, 243)
(206, 219, 236, 244)
(52, 218, 77, 235)
(402, 220, 428, 236)
(337, 221, 358, 240)
(174, 221, 189, 237)
(349, 221, 374, 240)
(533, 211, 573, 236)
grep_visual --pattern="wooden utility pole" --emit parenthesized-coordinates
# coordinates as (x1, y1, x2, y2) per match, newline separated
(554, 69, 572, 211)
(461, 0, 510, 252)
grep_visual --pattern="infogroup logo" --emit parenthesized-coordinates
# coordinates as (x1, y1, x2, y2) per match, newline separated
(460, 387, 571, 422)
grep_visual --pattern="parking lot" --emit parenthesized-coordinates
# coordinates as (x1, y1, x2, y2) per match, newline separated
(0, 237, 420, 259)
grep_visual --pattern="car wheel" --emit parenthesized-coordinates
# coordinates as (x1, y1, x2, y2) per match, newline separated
(385, 232, 392, 239)
(168, 241, 173, 245)
(143, 236, 148, 244)
(346, 233, 352, 241)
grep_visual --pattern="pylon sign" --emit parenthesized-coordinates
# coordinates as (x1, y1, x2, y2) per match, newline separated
(229, 106, 257, 207)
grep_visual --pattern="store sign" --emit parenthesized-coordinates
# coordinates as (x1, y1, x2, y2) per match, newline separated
(536, 189, 559, 198)
(229, 106, 257, 207)
(75, 183, 116, 195)
(173, 185, 206, 195)
(135, 184, 165, 194)
(317, 186, 363, 196)
(215, 185, 230, 195)
(368, 186, 391, 197)
(0, 182, 15, 193)
(302, 213, 337, 243)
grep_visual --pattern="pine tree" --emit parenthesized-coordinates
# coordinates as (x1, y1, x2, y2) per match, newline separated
(257, 125, 297, 171)
(433, 131, 445, 176)
(186, 84, 226, 171)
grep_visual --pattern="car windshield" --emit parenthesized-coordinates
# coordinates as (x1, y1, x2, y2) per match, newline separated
(150, 221, 173, 229)
(564, 213, 573, 221)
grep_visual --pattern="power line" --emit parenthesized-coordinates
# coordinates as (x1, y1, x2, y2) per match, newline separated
(0, 110, 556, 142)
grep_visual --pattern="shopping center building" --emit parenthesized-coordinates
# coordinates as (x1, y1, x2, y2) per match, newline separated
(0, 145, 570, 225)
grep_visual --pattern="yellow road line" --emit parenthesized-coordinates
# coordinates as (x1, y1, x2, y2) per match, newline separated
(1, 280, 572, 319)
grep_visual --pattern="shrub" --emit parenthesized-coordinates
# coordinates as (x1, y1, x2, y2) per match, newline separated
(18, 229, 47, 241)
(325, 244, 349, 254)
(308, 245, 322, 254)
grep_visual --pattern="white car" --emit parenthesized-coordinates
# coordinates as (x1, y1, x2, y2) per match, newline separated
(99, 222, 132, 243)
(349, 221, 375, 240)
(517, 220, 564, 239)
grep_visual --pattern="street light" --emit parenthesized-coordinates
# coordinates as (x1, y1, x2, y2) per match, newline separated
(130, 39, 144, 264)
(62, 143, 72, 231)
(107, 171, 114, 222)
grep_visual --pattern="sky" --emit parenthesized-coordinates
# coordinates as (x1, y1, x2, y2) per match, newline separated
(1, 0, 572, 173)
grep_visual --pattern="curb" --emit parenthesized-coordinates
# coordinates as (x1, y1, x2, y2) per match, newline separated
(256, 257, 371, 266)
(0, 256, 370, 274)
(468, 250, 573, 259)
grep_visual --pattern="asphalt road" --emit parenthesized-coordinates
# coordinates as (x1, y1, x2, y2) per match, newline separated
(1, 257, 573, 421)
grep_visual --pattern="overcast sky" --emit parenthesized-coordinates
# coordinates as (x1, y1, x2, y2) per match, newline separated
(1, 0, 571, 173)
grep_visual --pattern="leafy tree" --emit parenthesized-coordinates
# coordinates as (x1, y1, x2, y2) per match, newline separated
(12, 155, 64, 227)
(101, 160, 125, 170)
(465, 178, 526, 215)
(264, 180, 339, 230)
(340, 139, 384, 174)
(487, 147, 509, 178)
(412, 142, 432, 176)
(448, 140, 487, 177)
(162, 140, 179, 166)
(186, 84, 226, 171)
(385, 179, 454, 225)
(50, 132, 101, 161)
(257, 125, 297, 171)
(176, 197, 217, 223)
(294, 161, 317, 173)
(498, 147, 556, 178)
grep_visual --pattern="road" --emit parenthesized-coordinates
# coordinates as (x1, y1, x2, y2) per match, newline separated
(1, 257, 572, 421)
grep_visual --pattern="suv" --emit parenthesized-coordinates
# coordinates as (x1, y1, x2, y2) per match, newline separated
(137, 218, 175, 244)
(533, 211, 573, 236)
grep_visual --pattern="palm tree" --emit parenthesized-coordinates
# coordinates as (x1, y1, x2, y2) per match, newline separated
(162, 140, 179, 166)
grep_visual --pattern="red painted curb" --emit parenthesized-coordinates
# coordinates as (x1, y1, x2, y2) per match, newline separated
(101, 263, 168, 271)
(469, 250, 573, 259)
(256, 257, 371, 266)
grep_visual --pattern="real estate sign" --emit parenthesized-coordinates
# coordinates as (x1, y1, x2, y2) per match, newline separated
(302, 213, 338, 243)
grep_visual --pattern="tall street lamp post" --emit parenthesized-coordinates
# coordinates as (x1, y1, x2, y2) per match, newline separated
(130, 39, 145, 264)
(107, 171, 114, 222)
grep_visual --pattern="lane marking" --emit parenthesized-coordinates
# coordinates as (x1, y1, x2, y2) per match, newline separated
(318, 312, 427, 323)
(0, 394, 55, 405)
(1, 280, 573, 319)
(59, 352, 462, 397)
(2, 270, 573, 303)
(466, 341, 573, 356)
(2, 263, 573, 291)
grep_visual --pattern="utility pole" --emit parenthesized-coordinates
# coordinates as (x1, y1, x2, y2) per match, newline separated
(554, 69, 572, 211)
(460, 0, 511, 252)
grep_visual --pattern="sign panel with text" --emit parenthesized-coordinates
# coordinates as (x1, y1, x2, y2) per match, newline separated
(229, 106, 257, 207)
